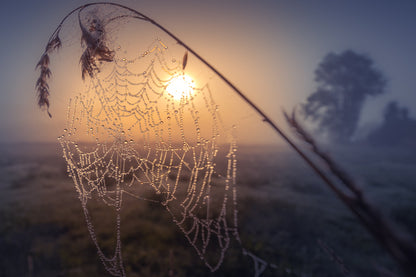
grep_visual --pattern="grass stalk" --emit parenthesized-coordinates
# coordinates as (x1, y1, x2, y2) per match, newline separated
(36, 2, 416, 276)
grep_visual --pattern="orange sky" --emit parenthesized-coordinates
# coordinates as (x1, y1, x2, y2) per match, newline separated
(1, 0, 416, 145)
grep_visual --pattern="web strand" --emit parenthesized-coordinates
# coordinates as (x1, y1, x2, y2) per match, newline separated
(58, 39, 248, 275)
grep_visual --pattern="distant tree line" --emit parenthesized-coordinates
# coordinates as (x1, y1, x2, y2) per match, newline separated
(303, 50, 416, 146)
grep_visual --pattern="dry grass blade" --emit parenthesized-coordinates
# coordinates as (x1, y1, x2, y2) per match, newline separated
(182, 51, 188, 70)
(317, 239, 350, 276)
(284, 109, 416, 277)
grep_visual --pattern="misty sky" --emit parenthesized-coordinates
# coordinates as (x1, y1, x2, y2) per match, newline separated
(0, 0, 416, 143)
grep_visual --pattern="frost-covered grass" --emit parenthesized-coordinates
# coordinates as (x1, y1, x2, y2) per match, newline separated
(0, 143, 414, 276)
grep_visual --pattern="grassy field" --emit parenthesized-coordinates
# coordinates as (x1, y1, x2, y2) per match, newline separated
(0, 142, 414, 276)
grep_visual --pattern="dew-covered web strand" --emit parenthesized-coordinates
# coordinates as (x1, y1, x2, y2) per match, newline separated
(57, 39, 264, 276)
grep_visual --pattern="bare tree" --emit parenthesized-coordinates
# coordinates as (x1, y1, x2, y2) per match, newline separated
(303, 50, 386, 143)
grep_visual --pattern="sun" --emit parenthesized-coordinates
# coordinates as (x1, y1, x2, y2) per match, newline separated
(166, 74, 194, 100)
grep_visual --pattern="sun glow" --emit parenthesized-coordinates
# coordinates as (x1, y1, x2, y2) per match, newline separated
(166, 74, 195, 100)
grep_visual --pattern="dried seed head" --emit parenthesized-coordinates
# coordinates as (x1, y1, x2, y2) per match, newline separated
(80, 49, 95, 79)
(36, 53, 50, 69)
(79, 13, 114, 80)
(46, 33, 62, 53)
(35, 52, 53, 117)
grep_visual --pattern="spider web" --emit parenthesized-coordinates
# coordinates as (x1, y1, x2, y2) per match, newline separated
(58, 38, 243, 275)
(44, 4, 275, 275)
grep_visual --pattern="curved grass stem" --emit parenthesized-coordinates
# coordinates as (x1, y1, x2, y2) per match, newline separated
(37, 2, 416, 276)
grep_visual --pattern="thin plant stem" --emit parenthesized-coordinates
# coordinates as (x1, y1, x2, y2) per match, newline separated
(285, 110, 416, 277)
(38, 3, 416, 276)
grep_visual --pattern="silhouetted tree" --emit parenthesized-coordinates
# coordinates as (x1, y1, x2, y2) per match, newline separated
(303, 50, 386, 143)
(384, 101, 409, 123)
(367, 101, 416, 146)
